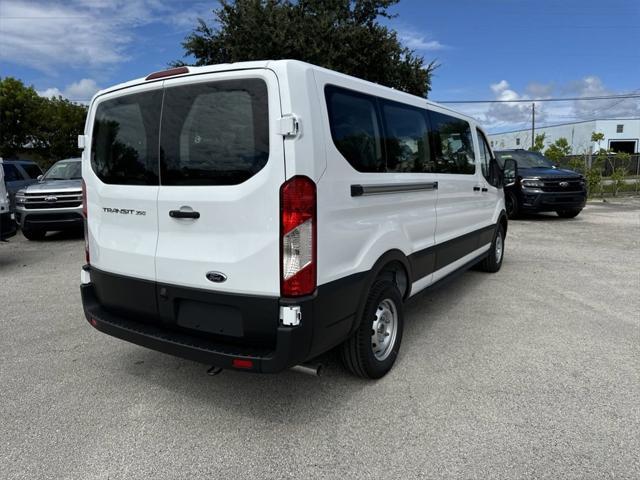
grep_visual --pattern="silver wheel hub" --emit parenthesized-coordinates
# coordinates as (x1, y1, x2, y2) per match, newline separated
(495, 232, 503, 263)
(371, 298, 398, 361)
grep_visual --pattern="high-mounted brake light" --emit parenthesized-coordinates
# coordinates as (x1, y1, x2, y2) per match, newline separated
(145, 66, 189, 81)
(280, 176, 317, 297)
(82, 179, 89, 264)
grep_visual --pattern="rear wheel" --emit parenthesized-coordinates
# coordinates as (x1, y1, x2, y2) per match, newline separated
(341, 280, 404, 379)
(505, 191, 519, 219)
(556, 208, 582, 218)
(478, 225, 505, 273)
(21, 228, 46, 241)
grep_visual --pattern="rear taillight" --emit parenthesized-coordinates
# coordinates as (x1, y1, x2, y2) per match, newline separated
(82, 179, 89, 264)
(280, 176, 316, 297)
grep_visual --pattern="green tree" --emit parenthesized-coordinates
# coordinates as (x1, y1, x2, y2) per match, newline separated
(0, 77, 86, 167)
(529, 133, 546, 152)
(544, 137, 571, 164)
(591, 131, 604, 151)
(177, 0, 437, 97)
(0, 77, 42, 158)
(34, 96, 87, 167)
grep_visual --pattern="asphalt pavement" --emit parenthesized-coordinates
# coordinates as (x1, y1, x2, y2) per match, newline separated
(1, 199, 638, 479)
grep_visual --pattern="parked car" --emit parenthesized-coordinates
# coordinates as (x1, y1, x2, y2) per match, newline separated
(0, 158, 18, 241)
(80, 61, 507, 379)
(15, 158, 83, 240)
(1, 159, 43, 210)
(495, 149, 587, 218)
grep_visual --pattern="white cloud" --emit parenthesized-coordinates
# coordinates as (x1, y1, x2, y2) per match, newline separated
(452, 76, 639, 132)
(38, 78, 100, 102)
(398, 29, 446, 52)
(0, 1, 207, 73)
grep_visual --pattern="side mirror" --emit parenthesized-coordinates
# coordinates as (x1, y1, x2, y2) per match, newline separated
(37, 175, 43, 181)
(502, 158, 517, 186)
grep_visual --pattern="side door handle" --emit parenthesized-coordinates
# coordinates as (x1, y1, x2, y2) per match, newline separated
(482, 187, 488, 192)
(169, 210, 200, 219)
(473, 186, 481, 192)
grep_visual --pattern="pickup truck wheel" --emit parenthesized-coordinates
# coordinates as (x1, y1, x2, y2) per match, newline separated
(341, 280, 404, 379)
(505, 191, 519, 219)
(21, 228, 46, 241)
(556, 208, 582, 218)
(478, 225, 505, 273)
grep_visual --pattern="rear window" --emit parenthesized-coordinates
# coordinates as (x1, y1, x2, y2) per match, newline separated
(22, 163, 43, 179)
(90, 79, 268, 186)
(160, 78, 269, 186)
(92, 90, 162, 185)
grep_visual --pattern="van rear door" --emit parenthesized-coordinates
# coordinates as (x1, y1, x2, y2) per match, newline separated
(86, 82, 163, 282)
(154, 70, 284, 296)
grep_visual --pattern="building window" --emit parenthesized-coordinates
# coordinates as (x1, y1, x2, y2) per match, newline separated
(516, 137, 520, 146)
(490, 140, 494, 147)
(616, 124, 624, 133)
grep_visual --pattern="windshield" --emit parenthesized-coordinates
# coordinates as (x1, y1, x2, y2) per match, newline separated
(495, 150, 554, 169)
(44, 160, 82, 180)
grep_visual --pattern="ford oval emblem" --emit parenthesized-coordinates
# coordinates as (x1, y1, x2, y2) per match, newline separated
(206, 271, 227, 283)
(559, 181, 569, 188)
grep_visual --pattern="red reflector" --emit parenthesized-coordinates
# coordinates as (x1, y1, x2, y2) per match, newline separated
(232, 359, 253, 369)
(145, 66, 189, 81)
(90, 318, 97, 327)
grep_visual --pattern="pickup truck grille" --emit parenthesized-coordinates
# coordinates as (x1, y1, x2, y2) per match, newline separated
(541, 179, 584, 192)
(22, 191, 83, 209)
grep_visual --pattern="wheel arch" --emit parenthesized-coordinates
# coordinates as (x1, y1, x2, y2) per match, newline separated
(348, 249, 412, 337)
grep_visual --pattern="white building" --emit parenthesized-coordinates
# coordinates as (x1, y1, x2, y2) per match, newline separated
(487, 118, 640, 154)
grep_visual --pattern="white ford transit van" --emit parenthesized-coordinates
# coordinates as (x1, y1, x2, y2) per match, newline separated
(80, 60, 507, 378)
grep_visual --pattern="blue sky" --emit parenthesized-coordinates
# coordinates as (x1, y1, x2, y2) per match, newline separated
(1, 0, 638, 132)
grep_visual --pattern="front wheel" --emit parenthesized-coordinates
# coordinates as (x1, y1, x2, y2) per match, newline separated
(505, 191, 519, 219)
(21, 228, 46, 241)
(341, 280, 404, 379)
(556, 208, 582, 218)
(478, 225, 505, 273)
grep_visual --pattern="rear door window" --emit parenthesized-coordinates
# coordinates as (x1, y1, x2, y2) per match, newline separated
(91, 90, 163, 185)
(159, 79, 269, 186)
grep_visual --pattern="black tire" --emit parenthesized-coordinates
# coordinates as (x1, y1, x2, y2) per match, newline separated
(505, 191, 519, 219)
(556, 208, 582, 218)
(341, 280, 404, 379)
(21, 228, 46, 241)
(478, 225, 505, 273)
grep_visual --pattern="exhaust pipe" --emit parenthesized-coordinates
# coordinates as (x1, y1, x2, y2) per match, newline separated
(291, 363, 323, 377)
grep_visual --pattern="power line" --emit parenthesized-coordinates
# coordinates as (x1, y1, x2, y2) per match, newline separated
(435, 94, 640, 104)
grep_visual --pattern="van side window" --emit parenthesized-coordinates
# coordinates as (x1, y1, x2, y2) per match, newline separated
(160, 79, 269, 186)
(476, 129, 492, 179)
(429, 112, 475, 174)
(92, 90, 162, 185)
(382, 102, 434, 173)
(326, 87, 384, 172)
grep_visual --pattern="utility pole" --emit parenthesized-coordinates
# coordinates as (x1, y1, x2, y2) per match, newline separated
(531, 102, 535, 149)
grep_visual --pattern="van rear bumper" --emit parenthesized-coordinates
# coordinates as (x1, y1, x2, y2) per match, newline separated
(80, 264, 367, 373)
(81, 283, 316, 373)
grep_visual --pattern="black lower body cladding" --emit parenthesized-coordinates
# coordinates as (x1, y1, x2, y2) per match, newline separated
(82, 222, 503, 373)
(81, 266, 367, 372)
(518, 190, 587, 213)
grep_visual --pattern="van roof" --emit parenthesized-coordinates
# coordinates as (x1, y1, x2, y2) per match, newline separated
(92, 59, 476, 125)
